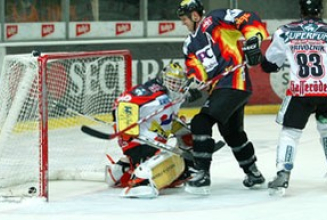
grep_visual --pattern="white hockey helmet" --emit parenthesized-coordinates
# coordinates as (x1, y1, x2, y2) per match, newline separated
(161, 62, 187, 95)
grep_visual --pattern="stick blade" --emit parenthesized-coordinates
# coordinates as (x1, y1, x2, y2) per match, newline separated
(81, 125, 112, 140)
(214, 140, 225, 152)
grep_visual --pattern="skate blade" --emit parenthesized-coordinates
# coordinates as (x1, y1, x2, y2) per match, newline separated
(185, 185, 210, 195)
(247, 182, 266, 189)
(268, 187, 286, 196)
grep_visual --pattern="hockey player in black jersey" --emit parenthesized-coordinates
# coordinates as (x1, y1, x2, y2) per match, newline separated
(177, 0, 269, 195)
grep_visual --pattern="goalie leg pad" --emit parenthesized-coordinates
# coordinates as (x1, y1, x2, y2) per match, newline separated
(105, 156, 133, 187)
(120, 152, 185, 198)
(134, 152, 185, 190)
(276, 127, 302, 171)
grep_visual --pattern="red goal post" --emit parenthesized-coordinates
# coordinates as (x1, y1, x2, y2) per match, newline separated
(0, 50, 132, 201)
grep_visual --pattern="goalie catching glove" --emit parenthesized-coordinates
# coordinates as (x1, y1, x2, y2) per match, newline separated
(242, 36, 262, 66)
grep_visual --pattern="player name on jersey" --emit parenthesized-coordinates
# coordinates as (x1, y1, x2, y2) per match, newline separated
(284, 31, 327, 42)
(289, 80, 327, 96)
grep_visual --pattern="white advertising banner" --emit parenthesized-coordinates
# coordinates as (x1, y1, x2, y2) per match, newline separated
(2, 20, 287, 42)
(147, 21, 188, 37)
(4, 23, 66, 41)
(69, 22, 143, 39)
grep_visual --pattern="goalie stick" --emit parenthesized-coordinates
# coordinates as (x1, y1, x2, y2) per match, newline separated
(52, 96, 189, 140)
(53, 101, 193, 145)
(81, 125, 225, 161)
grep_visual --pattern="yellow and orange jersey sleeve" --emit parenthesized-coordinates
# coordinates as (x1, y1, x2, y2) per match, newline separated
(235, 11, 269, 41)
(185, 53, 208, 83)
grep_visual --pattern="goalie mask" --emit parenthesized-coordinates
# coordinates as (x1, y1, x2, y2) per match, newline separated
(159, 63, 186, 99)
(299, 0, 323, 16)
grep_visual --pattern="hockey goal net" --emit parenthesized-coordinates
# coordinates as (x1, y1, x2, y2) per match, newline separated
(0, 50, 132, 201)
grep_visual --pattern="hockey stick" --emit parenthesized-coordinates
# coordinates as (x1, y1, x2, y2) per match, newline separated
(81, 125, 193, 160)
(52, 100, 193, 148)
(53, 101, 192, 146)
(81, 125, 225, 161)
(137, 136, 194, 161)
(137, 136, 227, 161)
(197, 62, 246, 90)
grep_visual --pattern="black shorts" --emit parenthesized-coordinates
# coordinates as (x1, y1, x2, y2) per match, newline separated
(200, 88, 252, 125)
(277, 96, 327, 129)
(199, 89, 252, 136)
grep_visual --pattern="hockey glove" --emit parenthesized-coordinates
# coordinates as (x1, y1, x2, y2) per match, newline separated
(242, 36, 262, 66)
(187, 77, 207, 90)
(187, 89, 203, 103)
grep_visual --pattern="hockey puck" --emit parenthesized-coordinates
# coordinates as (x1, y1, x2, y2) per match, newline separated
(32, 50, 41, 57)
(28, 187, 37, 194)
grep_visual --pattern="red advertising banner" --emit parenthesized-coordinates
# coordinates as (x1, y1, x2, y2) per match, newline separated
(247, 40, 282, 105)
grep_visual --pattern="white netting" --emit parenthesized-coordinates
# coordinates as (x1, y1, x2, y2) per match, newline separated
(0, 51, 131, 199)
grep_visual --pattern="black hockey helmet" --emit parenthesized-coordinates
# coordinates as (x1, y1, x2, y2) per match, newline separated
(299, 0, 323, 16)
(177, 0, 205, 17)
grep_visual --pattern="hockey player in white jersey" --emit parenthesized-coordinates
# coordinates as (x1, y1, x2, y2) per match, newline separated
(257, 0, 327, 195)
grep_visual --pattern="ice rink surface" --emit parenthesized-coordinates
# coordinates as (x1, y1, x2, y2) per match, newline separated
(1, 114, 326, 220)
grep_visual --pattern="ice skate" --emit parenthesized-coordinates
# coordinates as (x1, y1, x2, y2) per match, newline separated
(268, 171, 290, 196)
(243, 164, 265, 188)
(166, 169, 192, 188)
(185, 169, 210, 195)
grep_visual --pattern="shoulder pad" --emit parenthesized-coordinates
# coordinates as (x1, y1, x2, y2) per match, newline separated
(201, 16, 213, 32)
(224, 9, 243, 22)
